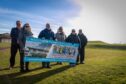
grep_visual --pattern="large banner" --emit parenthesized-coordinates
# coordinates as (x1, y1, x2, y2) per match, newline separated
(24, 37, 79, 63)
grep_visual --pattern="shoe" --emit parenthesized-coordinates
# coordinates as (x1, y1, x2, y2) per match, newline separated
(57, 62, 62, 65)
(25, 69, 30, 72)
(20, 69, 25, 72)
(80, 62, 85, 64)
(42, 66, 46, 68)
(9, 66, 13, 70)
(76, 63, 79, 65)
(59, 62, 62, 65)
(46, 66, 51, 68)
(69, 63, 76, 67)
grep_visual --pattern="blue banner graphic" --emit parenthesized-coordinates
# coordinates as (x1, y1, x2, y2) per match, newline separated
(24, 37, 79, 63)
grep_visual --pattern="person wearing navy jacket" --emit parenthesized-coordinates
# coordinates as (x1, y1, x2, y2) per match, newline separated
(9, 20, 22, 70)
(38, 23, 55, 68)
(65, 29, 81, 66)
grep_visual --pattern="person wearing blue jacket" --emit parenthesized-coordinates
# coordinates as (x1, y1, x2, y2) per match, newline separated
(38, 23, 55, 68)
(9, 20, 22, 69)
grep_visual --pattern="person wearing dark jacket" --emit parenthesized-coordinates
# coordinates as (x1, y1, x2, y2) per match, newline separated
(65, 29, 80, 66)
(38, 23, 55, 68)
(9, 20, 22, 70)
(78, 29, 88, 64)
(18, 23, 33, 72)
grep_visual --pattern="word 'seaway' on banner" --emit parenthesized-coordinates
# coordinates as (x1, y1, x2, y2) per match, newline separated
(24, 37, 79, 63)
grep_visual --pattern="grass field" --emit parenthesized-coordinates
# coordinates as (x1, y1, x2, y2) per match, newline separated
(0, 42, 126, 84)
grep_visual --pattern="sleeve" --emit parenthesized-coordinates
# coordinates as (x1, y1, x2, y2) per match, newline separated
(55, 33, 57, 41)
(65, 36, 70, 42)
(84, 35, 88, 46)
(77, 36, 81, 48)
(18, 30, 25, 50)
(38, 31, 43, 38)
(10, 28, 14, 38)
(52, 32, 55, 40)
(64, 34, 67, 40)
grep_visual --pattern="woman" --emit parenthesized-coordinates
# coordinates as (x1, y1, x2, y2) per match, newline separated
(55, 26, 66, 64)
(18, 23, 33, 72)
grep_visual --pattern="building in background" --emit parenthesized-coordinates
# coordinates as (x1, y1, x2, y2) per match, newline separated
(0, 33, 11, 43)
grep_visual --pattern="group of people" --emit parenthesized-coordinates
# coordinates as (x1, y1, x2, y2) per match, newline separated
(9, 20, 88, 72)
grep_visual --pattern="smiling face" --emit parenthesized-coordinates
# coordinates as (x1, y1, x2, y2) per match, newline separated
(24, 23, 31, 32)
(71, 29, 76, 35)
(58, 27, 63, 33)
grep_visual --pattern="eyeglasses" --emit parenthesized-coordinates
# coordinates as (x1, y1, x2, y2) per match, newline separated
(25, 26, 30, 27)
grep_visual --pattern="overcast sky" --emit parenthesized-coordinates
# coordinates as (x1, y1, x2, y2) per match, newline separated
(0, 0, 126, 43)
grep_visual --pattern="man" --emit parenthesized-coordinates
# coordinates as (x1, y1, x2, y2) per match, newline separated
(9, 20, 24, 72)
(78, 29, 88, 64)
(38, 23, 55, 68)
(65, 29, 80, 66)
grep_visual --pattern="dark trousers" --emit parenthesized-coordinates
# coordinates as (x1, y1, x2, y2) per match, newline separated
(20, 50, 29, 70)
(77, 46, 85, 63)
(20, 52, 24, 70)
(25, 62, 29, 70)
(10, 44, 24, 70)
(10, 44, 20, 67)
(42, 62, 50, 67)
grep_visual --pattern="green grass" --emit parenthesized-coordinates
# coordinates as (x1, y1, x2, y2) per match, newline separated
(0, 42, 126, 84)
(0, 42, 10, 48)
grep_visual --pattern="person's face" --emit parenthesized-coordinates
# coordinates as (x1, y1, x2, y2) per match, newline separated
(46, 24, 50, 29)
(79, 30, 82, 33)
(25, 24, 30, 28)
(16, 21, 22, 28)
(25, 24, 31, 31)
(59, 29, 63, 32)
(72, 30, 76, 34)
